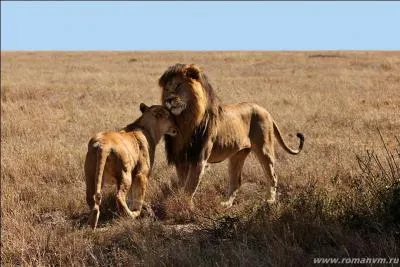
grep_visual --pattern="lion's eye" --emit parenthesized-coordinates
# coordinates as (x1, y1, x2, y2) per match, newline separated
(174, 83, 182, 92)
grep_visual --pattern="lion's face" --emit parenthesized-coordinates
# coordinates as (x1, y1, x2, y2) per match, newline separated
(162, 75, 190, 115)
(160, 65, 207, 116)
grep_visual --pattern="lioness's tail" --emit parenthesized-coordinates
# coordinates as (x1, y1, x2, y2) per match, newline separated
(273, 121, 304, 155)
(90, 142, 110, 229)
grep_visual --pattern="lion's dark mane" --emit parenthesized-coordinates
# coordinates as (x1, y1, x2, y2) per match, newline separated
(164, 109, 218, 164)
(160, 64, 221, 165)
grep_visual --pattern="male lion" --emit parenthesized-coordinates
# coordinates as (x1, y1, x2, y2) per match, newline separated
(159, 64, 304, 208)
(84, 103, 178, 229)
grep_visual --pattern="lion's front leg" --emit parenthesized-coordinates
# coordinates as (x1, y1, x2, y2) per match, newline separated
(184, 160, 207, 207)
(175, 163, 189, 187)
(184, 141, 213, 208)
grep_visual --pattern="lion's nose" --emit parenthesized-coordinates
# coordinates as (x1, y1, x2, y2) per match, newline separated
(165, 96, 177, 105)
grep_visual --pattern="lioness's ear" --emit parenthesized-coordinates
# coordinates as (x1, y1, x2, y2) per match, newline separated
(140, 103, 149, 113)
(184, 65, 201, 80)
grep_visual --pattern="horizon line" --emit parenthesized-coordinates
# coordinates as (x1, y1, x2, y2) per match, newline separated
(2, 49, 400, 52)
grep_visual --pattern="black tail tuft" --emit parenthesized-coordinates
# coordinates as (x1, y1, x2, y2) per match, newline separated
(296, 133, 304, 142)
(296, 132, 305, 152)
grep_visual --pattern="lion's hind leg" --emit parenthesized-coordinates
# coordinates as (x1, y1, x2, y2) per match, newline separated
(254, 147, 278, 204)
(221, 148, 251, 208)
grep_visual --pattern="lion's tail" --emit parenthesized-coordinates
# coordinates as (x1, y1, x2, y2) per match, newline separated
(273, 121, 304, 155)
(91, 141, 110, 229)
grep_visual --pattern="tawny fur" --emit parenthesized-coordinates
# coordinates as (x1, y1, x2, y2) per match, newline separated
(84, 104, 177, 229)
(159, 64, 304, 207)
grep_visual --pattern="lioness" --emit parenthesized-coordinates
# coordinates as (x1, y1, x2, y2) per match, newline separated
(84, 103, 178, 229)
(159, 64, 304, 208)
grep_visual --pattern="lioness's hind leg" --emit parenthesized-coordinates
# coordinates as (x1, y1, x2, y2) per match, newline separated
(85, 149, 102, 229)
(84, 149, 97, 210)
(221, 148, 251, 208)
(116, 171, 135, 218)
(254, 150, 278, 204)
(130, 174, 148, 218)
(88, 193, 102, 229)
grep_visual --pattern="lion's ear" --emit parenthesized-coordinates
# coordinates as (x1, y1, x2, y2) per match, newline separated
(140, 103, 149, 113)
(185, 65, 201, 80)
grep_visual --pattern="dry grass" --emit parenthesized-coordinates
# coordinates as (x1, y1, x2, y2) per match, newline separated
(1, 51, 400, 266)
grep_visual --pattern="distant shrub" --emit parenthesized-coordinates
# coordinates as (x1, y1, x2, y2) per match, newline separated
(308, 54, 346, 59)
(380, 63, 392, 71)
(128, 58, 138, 63)
(346, 131, 400, 229)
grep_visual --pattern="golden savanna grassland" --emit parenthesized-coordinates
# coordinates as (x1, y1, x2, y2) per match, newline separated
(1, 51, 400, 266)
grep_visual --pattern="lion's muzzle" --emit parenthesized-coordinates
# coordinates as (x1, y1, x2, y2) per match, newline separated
(164, 96, 186, 115)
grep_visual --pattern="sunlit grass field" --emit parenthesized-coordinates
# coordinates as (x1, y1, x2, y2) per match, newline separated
(1, 51, 399, 266)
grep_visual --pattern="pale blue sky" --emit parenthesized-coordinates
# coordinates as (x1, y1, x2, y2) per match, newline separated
(1, 1, 399, 51)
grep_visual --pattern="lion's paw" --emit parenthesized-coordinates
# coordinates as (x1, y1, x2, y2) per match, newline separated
(220, 200, 234, 209)
(266, 198, 276, 205)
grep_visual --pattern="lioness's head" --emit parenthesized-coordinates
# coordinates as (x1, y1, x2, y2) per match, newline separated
(159, 64, 218, 117)
(139, 103, 178, 136)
